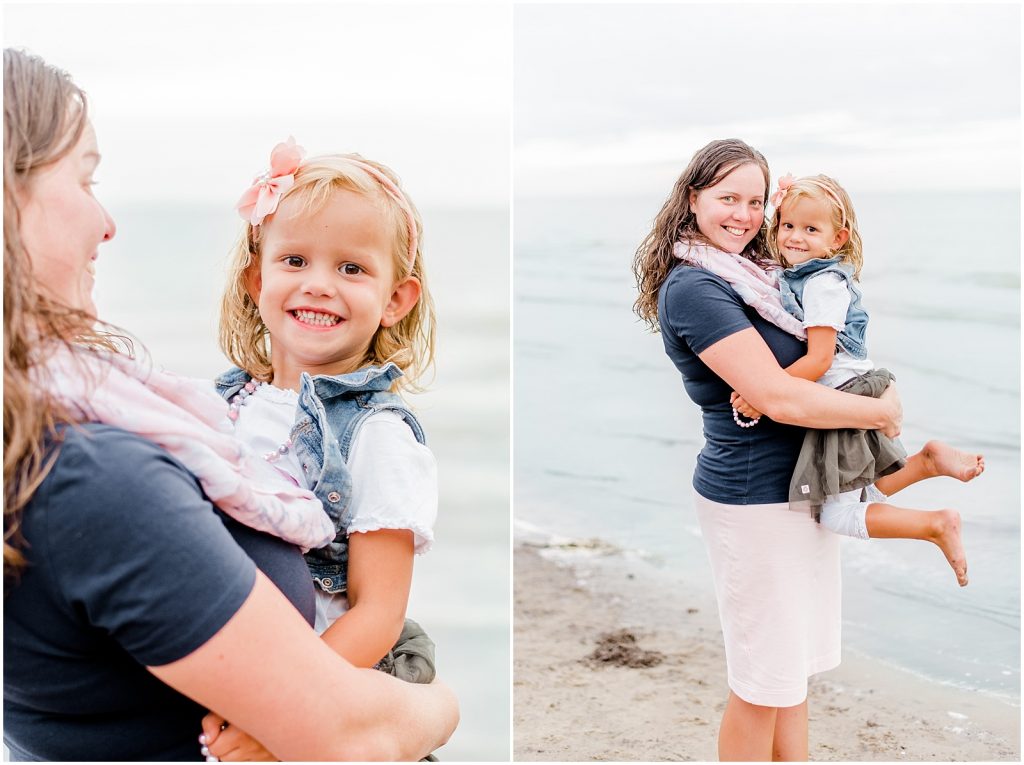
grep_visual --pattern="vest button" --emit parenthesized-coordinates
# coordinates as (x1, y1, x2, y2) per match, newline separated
(327, 491, 341, 503)
(322, 577, 333, 588)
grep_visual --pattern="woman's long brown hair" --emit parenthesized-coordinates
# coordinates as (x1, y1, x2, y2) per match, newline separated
(632, 138, 771, 331)
(3, 49, 126, 582)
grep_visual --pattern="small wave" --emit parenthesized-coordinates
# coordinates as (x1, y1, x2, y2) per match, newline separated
(877, 304, 1017, 329)
(841, 646, 1021, 706)
(515, 293, 627, 311)
(607, 430, 701, 448)
(543, 468, 620, 483)
(876, 360, 1018, 399)
(868, 581, 1020, 629)
(609, 491, 680, 509)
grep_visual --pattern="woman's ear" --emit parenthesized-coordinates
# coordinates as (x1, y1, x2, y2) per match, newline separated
(381, 276, 422, 328)
(832, 228, 850, 250)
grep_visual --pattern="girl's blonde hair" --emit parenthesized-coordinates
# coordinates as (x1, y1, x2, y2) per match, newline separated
(768, 174, 864, 280)
(4, 49, 129, 580)
(633, 138, 772, 331)
(220, 154, 435, 392)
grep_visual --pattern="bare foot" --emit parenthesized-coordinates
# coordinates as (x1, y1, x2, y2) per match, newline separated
(921, 440, 985, 482)
(929, 509, 968, 587)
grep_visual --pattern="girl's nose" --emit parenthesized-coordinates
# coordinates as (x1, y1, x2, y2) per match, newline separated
(302, 269, 337, 296)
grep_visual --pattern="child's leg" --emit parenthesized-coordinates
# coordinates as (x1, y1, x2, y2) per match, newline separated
(865, 502, 967, 587)
(819, 492, 968, 587)
(818, 493, 870, 540)
(874, 440, 984, 497)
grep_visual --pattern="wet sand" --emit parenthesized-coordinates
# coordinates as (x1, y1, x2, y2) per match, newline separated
(513, 543, 1019, 761)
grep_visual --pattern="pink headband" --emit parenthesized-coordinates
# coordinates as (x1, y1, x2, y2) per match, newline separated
(236, 138, 419, 276)
(342, 156, 419, 277)
(770, 173, 848, 229)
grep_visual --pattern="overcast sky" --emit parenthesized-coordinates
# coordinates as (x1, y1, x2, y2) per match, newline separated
(4, 3, 511, 208)
(515, 4, 1021, 197)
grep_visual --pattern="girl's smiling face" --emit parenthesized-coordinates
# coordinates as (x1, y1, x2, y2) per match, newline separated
(18, 122, 116, 316)
(775, 195, 849, 266)
(247, 188, 420, 390)
(688, 162, 766, 253)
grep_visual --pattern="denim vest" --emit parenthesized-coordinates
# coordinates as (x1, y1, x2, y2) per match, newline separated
(214, 363, 426, 595)
(778, 256, 869, 360)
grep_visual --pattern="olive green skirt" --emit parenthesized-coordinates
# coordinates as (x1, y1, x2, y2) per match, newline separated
(789, 368, 907, 517)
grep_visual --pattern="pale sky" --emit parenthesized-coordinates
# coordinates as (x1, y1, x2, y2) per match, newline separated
(4, 2, 511, 208)
(515, 3, 1021, 197)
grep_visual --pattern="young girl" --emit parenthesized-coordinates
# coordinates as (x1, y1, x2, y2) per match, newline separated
(201, 139, 439, 760)
(728, 173, 983, 586)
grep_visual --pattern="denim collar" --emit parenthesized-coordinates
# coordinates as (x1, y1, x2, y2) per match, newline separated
(783, 255, 851, 278)
(215, 362, 404, 399)
(303, 363, 403, 401)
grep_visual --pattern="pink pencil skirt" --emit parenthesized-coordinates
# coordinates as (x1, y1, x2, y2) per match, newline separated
(693, 490, 842, 707)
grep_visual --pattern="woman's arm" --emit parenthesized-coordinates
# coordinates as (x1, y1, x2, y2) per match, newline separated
(322, 529, 415, 667)
(701, 327, 901, 435)
(732, 326, 838, 418)
(150, 572, 457, 762)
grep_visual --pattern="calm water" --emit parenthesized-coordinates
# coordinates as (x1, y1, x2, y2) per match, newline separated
(94, 204, 511, 761)
(514, 191, 1020, 702)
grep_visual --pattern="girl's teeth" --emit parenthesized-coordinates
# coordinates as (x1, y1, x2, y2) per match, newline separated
(725, 227, 745, 236)
(294, 310, 340, 326)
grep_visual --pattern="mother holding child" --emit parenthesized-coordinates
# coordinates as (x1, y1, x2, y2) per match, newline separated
(632, 139, 983, 760)
(4, 48, 456, 760)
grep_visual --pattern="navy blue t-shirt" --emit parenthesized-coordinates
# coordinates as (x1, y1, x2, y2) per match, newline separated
(4, 424, 316, 761)
(658, 265, 807, 503)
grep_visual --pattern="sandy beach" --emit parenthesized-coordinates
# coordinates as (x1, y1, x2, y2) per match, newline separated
(513, 542, 1020, 761)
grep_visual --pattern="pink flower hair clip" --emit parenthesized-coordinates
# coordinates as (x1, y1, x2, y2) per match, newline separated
(236, 137, 306, 226)
(769, 173, 794, 209)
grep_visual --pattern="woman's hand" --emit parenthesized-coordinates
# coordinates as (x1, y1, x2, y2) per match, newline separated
(879, 383, 903, 439)
(200, 712, 276, 762)
(730, 391, 762, 420)
(150, 572, 457, 760)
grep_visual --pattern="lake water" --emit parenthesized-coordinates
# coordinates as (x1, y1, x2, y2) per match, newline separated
(93, 204, 511, 760)
(514, 191, 1020, 704)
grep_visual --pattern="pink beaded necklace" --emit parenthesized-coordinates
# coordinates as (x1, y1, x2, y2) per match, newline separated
(228, 380, 294, 463)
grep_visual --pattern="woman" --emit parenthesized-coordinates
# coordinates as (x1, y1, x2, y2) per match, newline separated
(2, 48, 457, 761)
(632, 139, 901, 761)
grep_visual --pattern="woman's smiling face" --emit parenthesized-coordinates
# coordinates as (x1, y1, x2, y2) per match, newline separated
(688, 162, 766, 253)
(18, 122, 116, 317)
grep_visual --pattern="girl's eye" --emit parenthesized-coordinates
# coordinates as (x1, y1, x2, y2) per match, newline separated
(341, 263, 363, 275)
(807, 227, 817, 233)
(721, 196, 735, 203)
(284, 256, 305, 267)
(751, 200, 763, 208)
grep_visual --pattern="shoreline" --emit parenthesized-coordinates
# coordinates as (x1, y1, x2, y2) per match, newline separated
(513, 542, 1019, 761)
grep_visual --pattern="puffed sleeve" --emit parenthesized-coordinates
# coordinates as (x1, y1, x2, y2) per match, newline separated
(800, 272, 851, 332)
(344, 411, 437, 554)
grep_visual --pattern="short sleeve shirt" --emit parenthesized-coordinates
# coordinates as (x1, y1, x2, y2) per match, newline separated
(800, 273, 874, 388)
(235, 389, 438, 553)
(658, 265, 808, 503)
(3, 424, 316, 761)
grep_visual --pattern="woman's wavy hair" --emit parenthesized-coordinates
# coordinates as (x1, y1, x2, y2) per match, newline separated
(632, 138, 771, 331)
(3, 49, 129, 581)
(219, 154, 435, 393)
(767, 174, 864, 280)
